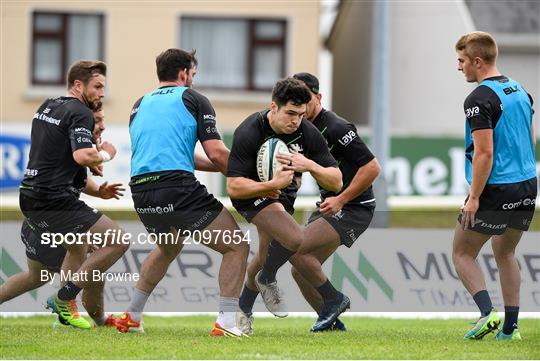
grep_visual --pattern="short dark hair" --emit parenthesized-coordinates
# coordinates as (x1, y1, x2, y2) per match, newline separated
(156, 48, 198, 82)
(271, 78, 311, 108)
(67, 60, 106, 89)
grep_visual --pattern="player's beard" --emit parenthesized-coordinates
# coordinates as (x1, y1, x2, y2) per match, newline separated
(81, 90, 102, 112)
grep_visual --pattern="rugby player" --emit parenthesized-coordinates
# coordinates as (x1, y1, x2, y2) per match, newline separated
(114, 48, 248, 337)
(285, 72, 380, 332)
(453, 32, 537, 340)
(1, 108, 123, 327)
(228, 78, 342, 328)
(19, 61, 129, 329)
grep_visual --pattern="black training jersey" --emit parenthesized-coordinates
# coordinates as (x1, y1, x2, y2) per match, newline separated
(20, 97, 94, 199)
(68, 168, 88, 197)
(312, 109, 375, 205)
(227, 109, 337, 203)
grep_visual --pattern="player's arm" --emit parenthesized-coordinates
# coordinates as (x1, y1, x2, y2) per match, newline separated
(337, 158, 380, 204)
(185, 89, 228, 173)
(83, 177, 125, 200)
(227, 168, 292, 199)
(320, 123, 379, 214)
(70, 110, 116, 167)
(194, 151, 219, 172)
(468, 129, 493, 200)
(226, 123, 292, 199)
(461, 88, 495, 229)
(201, 139, 230, 174)
(277, 122, 342, 192)
(278, 153, 341, 192)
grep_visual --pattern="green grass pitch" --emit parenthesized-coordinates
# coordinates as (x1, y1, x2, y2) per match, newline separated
(1, 315, 539, 359)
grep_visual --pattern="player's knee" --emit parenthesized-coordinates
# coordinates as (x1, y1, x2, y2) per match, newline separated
(104, 228, 130, 253)
(287, 231, 303, 251)
(224, 239, 250, 260)
(451, 250, 465, 268)
(493, 249, 515, 264)
(29, 272, 48, 287)
(290, 266, 302, 281)
(159, 244, 182, 261)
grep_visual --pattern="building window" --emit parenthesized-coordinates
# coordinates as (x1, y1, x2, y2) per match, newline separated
(32, 12, 104, 86)
(180, 17, 286, 91)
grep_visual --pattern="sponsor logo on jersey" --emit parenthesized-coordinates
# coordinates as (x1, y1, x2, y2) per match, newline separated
(465, 106, 480, 118)
(76, 136, 92, 144)
(203, 114, 216, 121)
(33, 112, 61, 125)
(254, 198, 267, 207)
(289, 143, 303, 153)
(474, 218, 506, 230)
(74, 127, 92, 135)
(338, 130, 357, 146)
(332, 209, 344, 220)
(502, 198, 536, 210)
(503, 85, 519, 95)
(136, 203, 174, 214)
(152, 88, 174, 96)
(24, 168, 38, 177)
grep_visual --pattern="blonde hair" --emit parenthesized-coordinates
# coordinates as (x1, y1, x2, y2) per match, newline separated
(455, 31, 498, 64)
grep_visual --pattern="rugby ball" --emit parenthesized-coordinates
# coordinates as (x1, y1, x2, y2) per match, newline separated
(256, 138, 290, 182)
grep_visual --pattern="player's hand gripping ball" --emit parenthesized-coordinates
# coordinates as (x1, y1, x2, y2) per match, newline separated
(256, 138, 290, 182)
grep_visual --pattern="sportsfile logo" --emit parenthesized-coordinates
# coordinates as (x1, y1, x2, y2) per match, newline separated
(331, 252, 393, 301)
(136, 203, 174, 214)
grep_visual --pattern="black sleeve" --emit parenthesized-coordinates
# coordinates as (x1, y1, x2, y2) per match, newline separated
(129, 96, 143, 126)
(183, 89, 221, 142)
(69, 108, 94, 152)
(332, 122, 375, 168)
(303, 121, 337, 167)
(464, 85, 501, 132)
(227, 126, 259, 178)
(527, 92, 535, 115)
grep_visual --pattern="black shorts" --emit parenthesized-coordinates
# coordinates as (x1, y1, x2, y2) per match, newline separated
(132, 178, 223, 234)
(19, 193, 103, 235)
(20, 220, 66, 272)
(232, 192, 296, 223)
(457, 177, 537, 235)
(308, 202, 375, 247)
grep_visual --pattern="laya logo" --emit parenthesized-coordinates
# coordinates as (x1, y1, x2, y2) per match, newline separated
(331, 252, 393, 301)
(466, 106, 479, 118)
(338, 130, 357, 146)
(0, 248, 38, 300)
